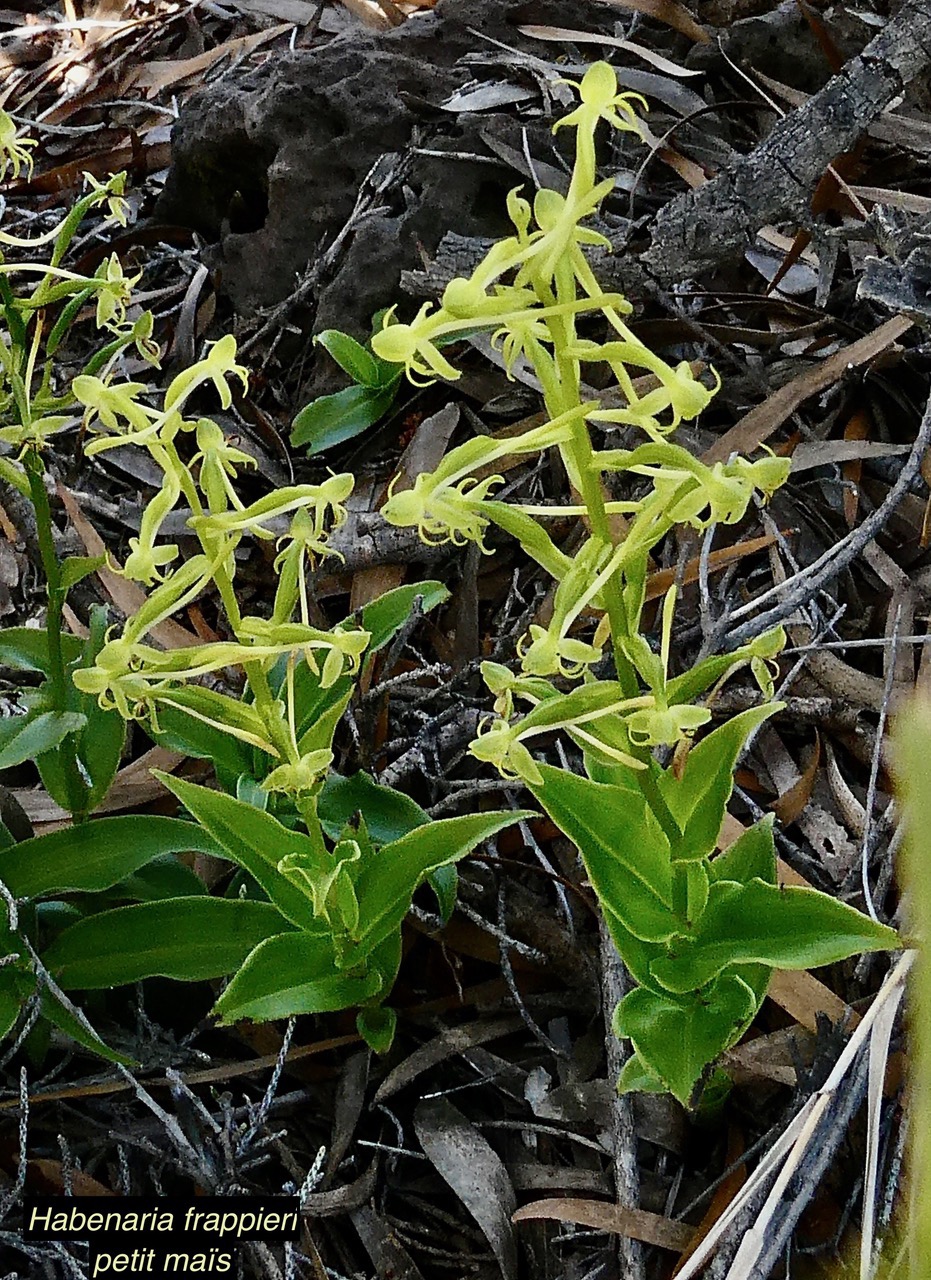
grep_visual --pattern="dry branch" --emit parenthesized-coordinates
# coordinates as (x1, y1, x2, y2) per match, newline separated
(644, 0, 931, 283)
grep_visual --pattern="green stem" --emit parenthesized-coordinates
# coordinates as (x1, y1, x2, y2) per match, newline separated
(245, 661, 329, 867)
(23, 448, 89, 821)
(545, 266, 639, 698)
(628, 747, 690, 925)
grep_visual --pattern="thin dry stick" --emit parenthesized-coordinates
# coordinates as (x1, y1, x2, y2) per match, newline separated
(675, 951, 915, 1280)
(726, 392, 931, 647)
(860, 980, 904, 1280)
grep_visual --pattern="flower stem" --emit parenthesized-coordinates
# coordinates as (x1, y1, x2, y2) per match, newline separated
(23, 448, 89, 821)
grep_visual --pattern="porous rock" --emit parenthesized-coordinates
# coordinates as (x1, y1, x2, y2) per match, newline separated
(156, 0, 613, 331)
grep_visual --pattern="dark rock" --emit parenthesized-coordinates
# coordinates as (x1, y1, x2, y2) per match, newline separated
(155, 0, 616, 332)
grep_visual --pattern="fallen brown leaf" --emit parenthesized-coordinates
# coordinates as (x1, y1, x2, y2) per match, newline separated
(512, 1197, 695, 1252)
(703, 315, 913, 464)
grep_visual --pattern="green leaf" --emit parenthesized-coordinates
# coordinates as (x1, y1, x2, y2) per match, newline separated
(428, 864, 458, 924)
(651, 878, 900, 994)
(0, 962, 31, 1045)
(77, 702, 124, 813)
(616, 1051, 666, 1096)
(357, 1004, 396, 1053)
(0, 627, 83, 673)
(236, 773, 269, 810)
(0, 710, 86, 771)
(43, 897, 292, 988)
(614, 973, 758, 1106)
(297, 688, 352, 758)
(319, 771, 430, 845)
(354, 810, 527, 958)
(158, 774, 323, 931)
(213, 931, 382, 1024)
(152, 694, 256, 788)
(156, 685, 274, 756)
(37, 700, 124, 816)
(358, 582, 450, 651)
(517, 681, 629, 739)
(40, 988, 134, 1066)
(40, 608, 126, 814)
(60, 554, 107, 592)
(115, 854, 208, 902)
(315, 330, 383, 387)
(709, 816, 777, 885)
(529, 764, 676, 942)
(658, 705, 781, 861)
(601, 904, 667, 992)
(0, 457, 29, 499)
(290, 383, 398, 454)
(0, 815, 220, 899)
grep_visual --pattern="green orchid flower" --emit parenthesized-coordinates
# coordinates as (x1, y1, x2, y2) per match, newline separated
(123, 470, 182, 585)
(381, 410, 585, 549)
(164, 334, 249, 412)
(621, 588, 712, 747)
(263, 749, 334, 797)
(192, 418, 255, 514)
(0, 109, 36, 182)
(371, 304, 460, 384)
(81, 171, 129, 228)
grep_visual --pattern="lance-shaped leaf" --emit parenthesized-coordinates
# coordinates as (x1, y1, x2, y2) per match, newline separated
(353, 810, 527, 959)
(43, 898, 292, 988)
(0, 710, 86, 771)
(529, 763, 676, 942)
(657, 705, 780, 861)
(651, 879, 900, 995)
(159, 774, 324, 932)
(0, 627, 83, 673)
(0, 814, 221, 899)
(213, 931, 383, 1024)
(41, 987, 134, 1066)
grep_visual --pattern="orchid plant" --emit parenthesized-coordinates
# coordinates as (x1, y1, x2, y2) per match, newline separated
(47, 315, 522, 1055)
(0, 112, 518, 1058)
(0, 111, 158, 823)
(362, 63, 899, 1103)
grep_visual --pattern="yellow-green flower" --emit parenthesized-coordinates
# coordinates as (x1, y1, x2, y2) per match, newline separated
(586, 342, 720, 439)
(371, 304, 459, 384)
(383, 469, 501, 550)
(74, 377, 163, 451)
(82, 171, 129, 227)
(624, 701, 711, 748)
(518, 625, 602, 678)
(164, 334, 249, 412)
(554, 62, 647, 142)
(263, 749, 333, 796)
(621, 587, 712, 747)
(93, 254, 142, 330)
(470, 717, 544, 786)
(195, 475, 353, 544)
(516, 538, 623, 679)
(0, 110, 36, 182)
(382, 412, 582, 550)
(127, 310, 161, 365)
(123, 470, 181, 584)
(237, 617, 370, 688)
(554, 63, 647, 201)
(193, 418, 255, 514)
(271, 504, 348, 627)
